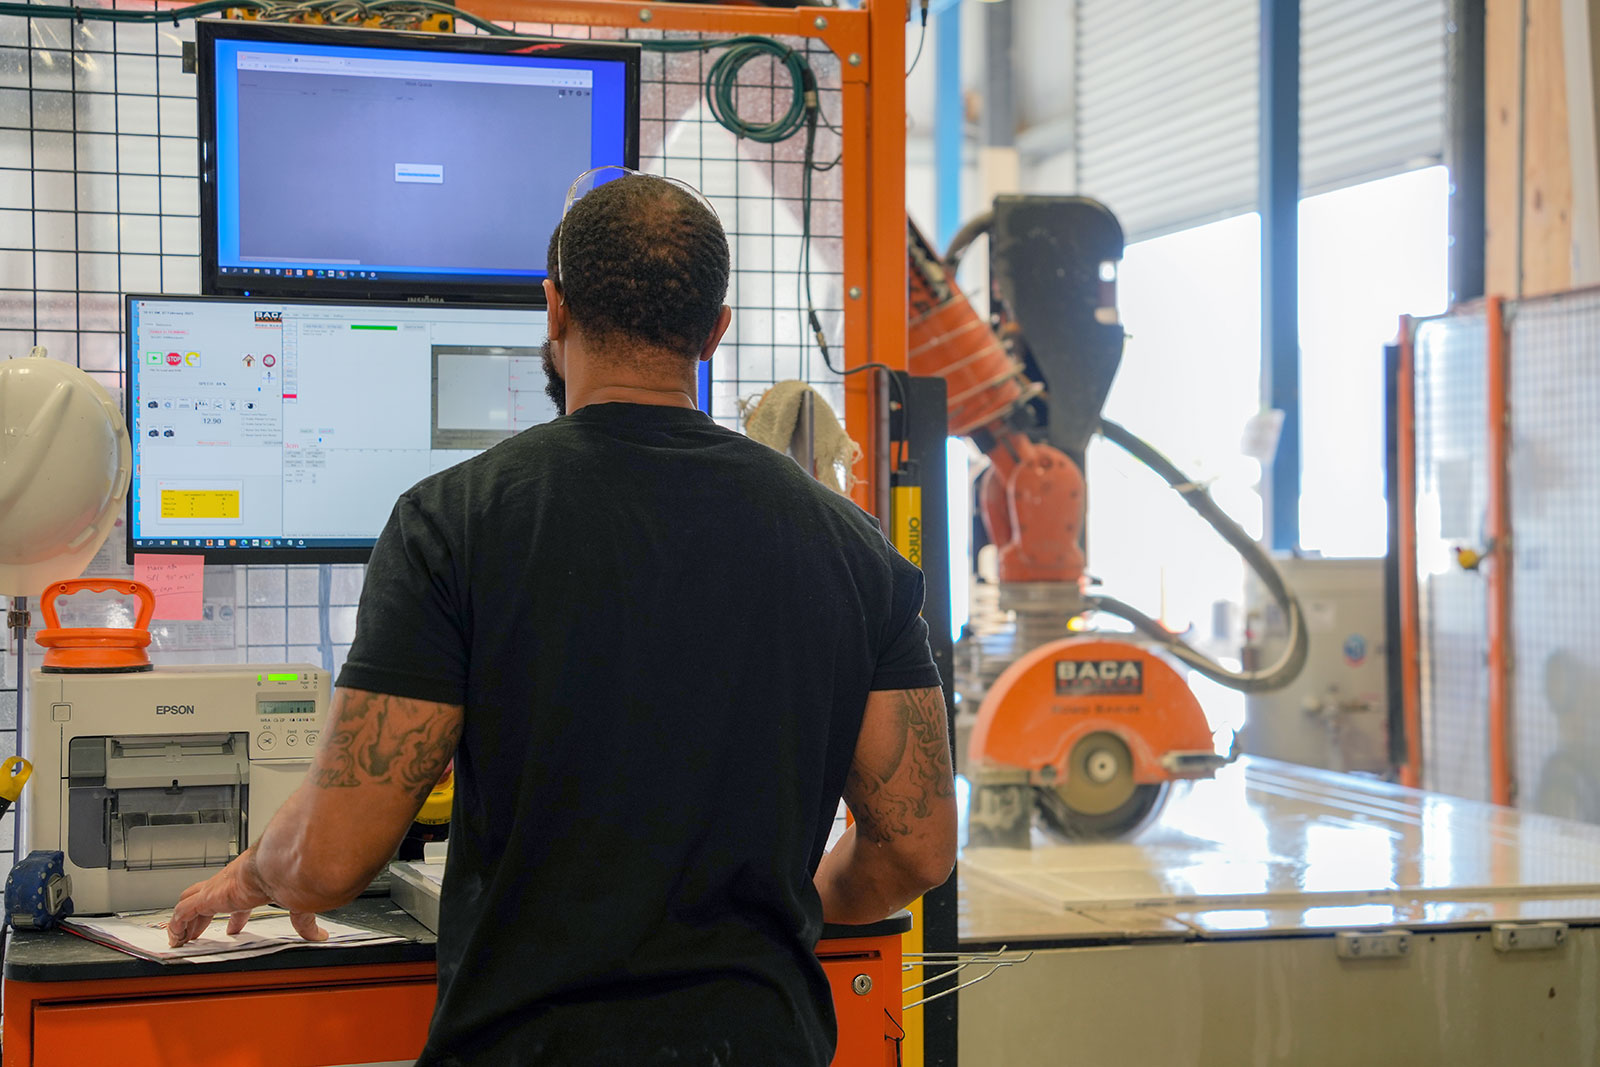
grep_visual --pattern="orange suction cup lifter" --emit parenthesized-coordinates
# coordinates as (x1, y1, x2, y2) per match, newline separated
(35, 578, 156, 673)
(40, 579, 156, 630)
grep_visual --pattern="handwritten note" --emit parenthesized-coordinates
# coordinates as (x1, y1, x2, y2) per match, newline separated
(133, 554, 205, 620)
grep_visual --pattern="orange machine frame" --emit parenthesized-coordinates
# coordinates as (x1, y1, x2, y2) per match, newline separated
(1395, 315, 1423, 790)
(457, 0, 908, 521)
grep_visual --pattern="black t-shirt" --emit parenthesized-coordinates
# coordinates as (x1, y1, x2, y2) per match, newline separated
(337, 402, 941, 1066)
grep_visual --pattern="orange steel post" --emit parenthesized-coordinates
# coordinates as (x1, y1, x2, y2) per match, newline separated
(1485, 296, 1513, 807)
(455, 0, 891, 519)
(855, 0, 906, 522)
(1396, 315, 1424, 790)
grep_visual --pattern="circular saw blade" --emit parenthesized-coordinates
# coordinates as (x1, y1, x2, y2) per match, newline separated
(1055, 732, 1138, 815)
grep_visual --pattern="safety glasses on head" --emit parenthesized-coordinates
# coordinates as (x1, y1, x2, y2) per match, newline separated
(554, 165, 721, 299)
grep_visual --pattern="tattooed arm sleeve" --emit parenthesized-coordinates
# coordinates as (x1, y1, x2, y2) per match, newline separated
(815, 686, 957, 924)
(249, 686, 464, 911)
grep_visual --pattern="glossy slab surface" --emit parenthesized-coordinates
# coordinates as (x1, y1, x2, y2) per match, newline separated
(960, 756, 1600, 942)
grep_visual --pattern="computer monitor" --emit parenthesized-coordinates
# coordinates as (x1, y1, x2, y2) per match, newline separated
(196, 21, 640, 304)
(125, 293, 553, 563)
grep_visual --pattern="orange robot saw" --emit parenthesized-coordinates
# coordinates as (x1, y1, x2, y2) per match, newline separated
(907, 198, 1309, 843)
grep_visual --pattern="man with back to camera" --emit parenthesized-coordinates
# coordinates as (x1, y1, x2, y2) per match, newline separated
(167, 172, 958, 1065)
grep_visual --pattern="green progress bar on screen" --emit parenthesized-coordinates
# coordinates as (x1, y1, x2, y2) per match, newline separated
(351, 324, 398, 331)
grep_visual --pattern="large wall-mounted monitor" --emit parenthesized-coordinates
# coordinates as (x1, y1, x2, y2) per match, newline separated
(126, 294, 553, 563)
(196, 21, 639, 304)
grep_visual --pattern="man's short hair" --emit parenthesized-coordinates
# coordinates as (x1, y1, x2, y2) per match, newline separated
(548, 175, 731, 359)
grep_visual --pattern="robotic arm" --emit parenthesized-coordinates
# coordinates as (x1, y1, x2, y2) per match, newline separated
(906, 205, 1308, 695)
(906, 220, 1086, 589)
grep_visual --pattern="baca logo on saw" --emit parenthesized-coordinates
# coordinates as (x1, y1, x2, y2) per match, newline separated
(1054, 659, 1143, 696)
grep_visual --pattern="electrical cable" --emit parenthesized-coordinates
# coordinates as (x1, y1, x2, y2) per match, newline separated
(794, 75, 911, 455)
(941, 210, 993, 276)
(634, 31, 904, 454)
(905, 1, 928, 78)
(1088, 417, 1309, 693)
(643, 35, 812, 144)
(631, 34, 893, 437)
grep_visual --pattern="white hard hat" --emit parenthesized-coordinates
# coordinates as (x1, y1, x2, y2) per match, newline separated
(0, 348, 132, 597)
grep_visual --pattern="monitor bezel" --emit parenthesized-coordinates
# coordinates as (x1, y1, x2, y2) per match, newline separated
(124, 291, 550, 565)
(195, 20, 641, 306)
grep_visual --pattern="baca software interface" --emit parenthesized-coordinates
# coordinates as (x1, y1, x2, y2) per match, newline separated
(128, 297, 553, 552)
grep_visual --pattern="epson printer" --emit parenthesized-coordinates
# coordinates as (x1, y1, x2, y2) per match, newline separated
(27, 664, 327, 914)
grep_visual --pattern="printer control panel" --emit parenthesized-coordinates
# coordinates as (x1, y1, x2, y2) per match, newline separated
(254, 669, 325, 758)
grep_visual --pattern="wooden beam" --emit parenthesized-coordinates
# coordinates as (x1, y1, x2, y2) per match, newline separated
(1485, 0, 1573, 297)
(1563, 0, 1600, 284)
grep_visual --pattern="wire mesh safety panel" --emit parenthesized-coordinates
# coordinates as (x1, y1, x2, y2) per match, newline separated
(0, 5, 854, 883)
(1505, 290, 1600, 822)
(1413, 311, 1491, 803)
(0, 10, 850, 643)
(456, 18, 848, 423)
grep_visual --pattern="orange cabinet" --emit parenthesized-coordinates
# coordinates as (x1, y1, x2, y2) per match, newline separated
(8, 964, 436, 1067)
(3, 912, 908, 1066)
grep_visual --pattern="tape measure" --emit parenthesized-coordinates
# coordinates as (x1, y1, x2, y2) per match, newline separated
(0, 756, 32, 819)
(6, 850, 73, 931)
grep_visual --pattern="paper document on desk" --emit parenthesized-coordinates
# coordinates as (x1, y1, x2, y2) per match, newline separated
(63, 907, 403, 964)
(409, 862, 445, 887)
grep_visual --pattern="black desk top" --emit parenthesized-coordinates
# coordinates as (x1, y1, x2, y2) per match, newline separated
(4, 897, 436, 984)
(4, 901, 912, 984)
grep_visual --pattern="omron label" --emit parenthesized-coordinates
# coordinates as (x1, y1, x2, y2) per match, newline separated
(155, 705, 196, 715)
(1055, 659, 1144, 696)
(254, 311, 282, 323)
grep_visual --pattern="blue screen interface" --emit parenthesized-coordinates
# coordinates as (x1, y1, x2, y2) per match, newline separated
(209, 38, 630, 287)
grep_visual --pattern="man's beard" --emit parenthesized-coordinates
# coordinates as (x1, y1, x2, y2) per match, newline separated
(541, 339, 566, 416)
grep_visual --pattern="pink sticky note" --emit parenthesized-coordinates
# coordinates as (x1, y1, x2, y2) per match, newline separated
(133, 554, 205, 620)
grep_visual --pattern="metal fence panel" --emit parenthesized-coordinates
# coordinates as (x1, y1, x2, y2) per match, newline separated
(1413, 311, 1491, 802)
(1506, 289, 1600, 821)
(0, 7, 850, 884)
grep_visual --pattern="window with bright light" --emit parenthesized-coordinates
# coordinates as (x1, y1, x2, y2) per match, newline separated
(1088, 212, 1263, 735)
(1298, 166, 1450, 557)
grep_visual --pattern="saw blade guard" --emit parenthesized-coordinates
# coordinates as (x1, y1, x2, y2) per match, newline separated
(968, 637, 1219, 787)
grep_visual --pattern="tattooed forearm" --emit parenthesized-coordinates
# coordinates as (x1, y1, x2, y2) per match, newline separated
(905, 690, 957, 806)
(311, 690, 462, 801)
(847, 687, 954, 845)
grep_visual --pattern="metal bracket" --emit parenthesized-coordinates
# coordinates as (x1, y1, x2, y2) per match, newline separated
(1335, 930, 1411, 959)
(1160, 750, 1228, 776)
(901, 946, 1033, 1009)
(1492, 921, 1568, 953)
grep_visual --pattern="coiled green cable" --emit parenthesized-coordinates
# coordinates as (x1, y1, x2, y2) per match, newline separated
(641, 35, 814, 145)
